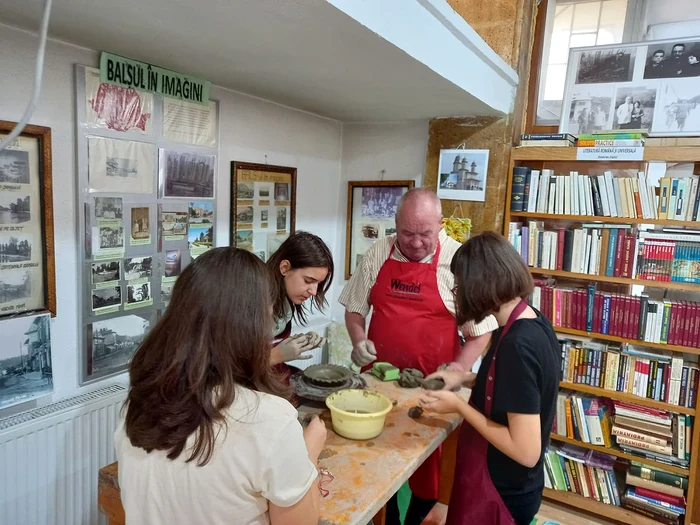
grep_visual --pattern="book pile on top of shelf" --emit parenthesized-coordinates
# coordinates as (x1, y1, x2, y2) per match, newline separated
(558, 338, 698, 409)
(530, 278, 700, 352)
(623, 462, 688, 524)
(544, 443, 622, 505)
(510, 165, 700, 223)
(519, 133, 577, 147)
(507, 221, 700, 285)
(576, 129, 648, 148)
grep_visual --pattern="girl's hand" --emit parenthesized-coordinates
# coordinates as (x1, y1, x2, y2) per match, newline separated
(419, 390, 463, 414)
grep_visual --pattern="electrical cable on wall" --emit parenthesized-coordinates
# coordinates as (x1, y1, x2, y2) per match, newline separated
(0, 0, 53, 152)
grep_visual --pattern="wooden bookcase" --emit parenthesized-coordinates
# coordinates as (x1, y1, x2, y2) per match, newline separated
(504, 146, 700, 525)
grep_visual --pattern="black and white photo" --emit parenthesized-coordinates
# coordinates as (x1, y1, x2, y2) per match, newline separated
(89, 314, 149, 374)
(436, 149, 490, 202)
(92, 286, 122, 310)
(0, 234, 33, 263)
(94, 197, 123, 220)
(237, 205, 254, 223)
(274, 182, 290, 202)
(613, 85, 657, 130)
(258, 184, 271, 198)
(360, 187, 404, 219)
(0, 270, 32, 304)
(99, 225, 124, 250)
(567, 85, 613, 134)
(0, 194, 30, 225)
(237, 182, 254, 200)
(88, 137, 155, 194)
(130, 207, 150, 241)
(644, 42, 700, 79)
(161, 150, 216, 199)
(576, 48, 635, 84)
(124, 256, 152, 281)
(91, 260, 120, 284)
(127, 282, 152, 306)
(261, 209, 268, 222)
(0, 313, 53, 410)
(654, 79, 700, 133)
(276, 207, 287, 230)
(161, 282, 174, 304)
(0, 149, 30, 184)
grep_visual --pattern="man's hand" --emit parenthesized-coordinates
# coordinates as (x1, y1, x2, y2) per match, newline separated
(419, 390, 463, 415)
(425, 369, 475, 391)
(277, 334, 315, 362)
(351, 339, 377, 367)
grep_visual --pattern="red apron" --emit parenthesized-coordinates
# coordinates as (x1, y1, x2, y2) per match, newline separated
(366, 242, 460, 500)
(445, 300, 527, 525)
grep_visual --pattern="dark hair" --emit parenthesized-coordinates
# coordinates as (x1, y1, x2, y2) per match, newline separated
(266, 231, 334, 324)
(654, 49, 665, 55)
(450, 231, 533, 325)
(124, 247, 288, 466)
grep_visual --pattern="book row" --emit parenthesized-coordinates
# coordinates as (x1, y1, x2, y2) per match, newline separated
(510, 166, 700, 223)
(531, 283, 700, 350)
(559, 340, 698, 409)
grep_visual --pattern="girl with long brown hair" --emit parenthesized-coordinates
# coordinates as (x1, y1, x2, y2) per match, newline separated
(115, 247, 327, 525)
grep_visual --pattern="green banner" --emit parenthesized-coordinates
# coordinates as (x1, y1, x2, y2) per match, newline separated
(99, 52, 211, 105)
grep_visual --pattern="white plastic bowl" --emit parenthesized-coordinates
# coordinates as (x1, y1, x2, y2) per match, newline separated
(325, 389, 393, 440)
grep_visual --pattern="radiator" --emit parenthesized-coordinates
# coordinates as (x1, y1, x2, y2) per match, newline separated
(0, 384, 127, 525)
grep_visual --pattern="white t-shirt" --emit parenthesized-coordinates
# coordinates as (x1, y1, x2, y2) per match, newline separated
(115, 387, 318, 525)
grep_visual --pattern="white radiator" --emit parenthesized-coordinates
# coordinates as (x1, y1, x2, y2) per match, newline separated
(0, 384, 127, 525)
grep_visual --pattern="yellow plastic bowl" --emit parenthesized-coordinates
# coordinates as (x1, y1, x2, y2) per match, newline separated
(325, 389, 393, 440)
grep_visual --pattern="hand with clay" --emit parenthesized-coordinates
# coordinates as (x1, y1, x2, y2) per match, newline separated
(351, 339, 377, 367)
(276, 333, 315, 362)
(425, 369, 476, 391)
(304, 331, 327, 350)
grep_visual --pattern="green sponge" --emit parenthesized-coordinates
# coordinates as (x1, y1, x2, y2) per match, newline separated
(371, 362, 400, 381)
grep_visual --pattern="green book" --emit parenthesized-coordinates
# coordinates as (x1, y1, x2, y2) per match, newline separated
(628, 464, 688, 490)
(660, 301, 672, 344)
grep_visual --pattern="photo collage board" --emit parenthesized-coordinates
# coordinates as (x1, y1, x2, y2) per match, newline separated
(76, 65, 219, 384)
(560, 37, 700, 136)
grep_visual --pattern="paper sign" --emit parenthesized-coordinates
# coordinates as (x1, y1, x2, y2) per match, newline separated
(576, 147, 644, 161)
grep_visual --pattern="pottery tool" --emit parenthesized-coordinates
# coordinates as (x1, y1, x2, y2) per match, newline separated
(371, 362, 400, 382)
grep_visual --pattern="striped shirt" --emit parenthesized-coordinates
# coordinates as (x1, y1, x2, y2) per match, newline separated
(338, 229, 497, 337)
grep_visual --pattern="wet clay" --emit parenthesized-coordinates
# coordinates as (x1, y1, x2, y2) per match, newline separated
(408, 406, 424, 419)
(398, 368, 424, 388)
(318, 448, 338, 460)
(420, 378, 445, 391)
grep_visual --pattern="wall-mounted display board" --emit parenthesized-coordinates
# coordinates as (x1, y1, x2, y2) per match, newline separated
(560, 37, 700, 137)
(0, 121, 56, 318)
(76, 65, 219, 385)
(230, 162, 296, 262)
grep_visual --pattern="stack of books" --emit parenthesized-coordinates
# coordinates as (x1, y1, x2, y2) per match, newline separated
(623, 463, 688, 524)
(519, 133, 576, 147)
(544, 443, 621, 505)
(553, 392, 612, 446)
(576, 129, 648, 148)
(509, 166, 700, 222)
(558, 339, 698, 409)
(637, 229, 700, 283)
(613, 401, 691, 469)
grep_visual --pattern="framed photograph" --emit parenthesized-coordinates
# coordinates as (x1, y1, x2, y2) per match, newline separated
(160, 150, 216, 199)
(0, 313, 53, 411)
(88, 137, 155, 194)
(436, 149, 489, 202)
(230, 162, 296, 258)
(86, 313, 150, 379)
(0, 121, 56, 317)
(345, 180, 414, 279)
(560, 37, 700, 136)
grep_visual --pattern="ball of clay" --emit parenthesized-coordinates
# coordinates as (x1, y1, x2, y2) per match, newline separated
(420, 378, 446, 391)
(408, 406, 424, 419)
(398, 368, 424, 388)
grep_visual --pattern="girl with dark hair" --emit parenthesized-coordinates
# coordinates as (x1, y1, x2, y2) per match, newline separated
(420, 231, 560, 525)
(267, 231, 334, 365)
(116, 247, 327, 525)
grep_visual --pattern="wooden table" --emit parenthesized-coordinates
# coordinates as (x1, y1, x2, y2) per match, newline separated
(98, 376, 463, 525)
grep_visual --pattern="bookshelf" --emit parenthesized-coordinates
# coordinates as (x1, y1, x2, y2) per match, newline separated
(505, 147, 700, 525)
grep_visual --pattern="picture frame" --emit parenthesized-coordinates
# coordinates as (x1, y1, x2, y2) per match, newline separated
(230, 161, 297, 262)
(559, 37, 700, 137)
(436, 148, 490, 202)
(345, 180, 414, 280)
(0, 120, 56, 318)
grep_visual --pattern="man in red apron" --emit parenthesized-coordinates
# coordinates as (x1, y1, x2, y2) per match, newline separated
(338, 189, 496, 525)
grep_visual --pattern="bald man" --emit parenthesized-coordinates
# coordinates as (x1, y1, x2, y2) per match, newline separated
(339, 188, 497, 525)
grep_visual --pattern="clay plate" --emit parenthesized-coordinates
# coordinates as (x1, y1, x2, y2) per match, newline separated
(302, 364, 353, 387)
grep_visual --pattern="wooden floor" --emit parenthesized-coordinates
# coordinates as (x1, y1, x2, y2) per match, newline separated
(420, 500, 617, 525)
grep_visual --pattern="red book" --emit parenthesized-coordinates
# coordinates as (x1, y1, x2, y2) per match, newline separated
(614, 294, 624, 337)
(650, 241, 660, 281)
(622, 235, 634, 278)
(556, 228, 565, 271)
(633, 487, 686, 507)
(594, 292, 603, 333)
(572, 290, 580, 330)
(692, 302, 700, 348)
(623, 296, 632, 340)
(640, 241, 651, 280)
(632, 296, 641, 342)
(566, 291, 573, 329)
(546, 287, 554, 322)
(614, 229, 625, 277)
(578, 290, 586, 331)
(681, 301, 690, 347)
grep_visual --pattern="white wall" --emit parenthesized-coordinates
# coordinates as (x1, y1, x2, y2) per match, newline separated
(331, 121, 429, 320)
(0, 23, 431, 408)
(0, 23, 342, 405)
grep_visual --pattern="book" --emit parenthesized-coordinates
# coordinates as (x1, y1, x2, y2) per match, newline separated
(628, 464, 688, 490)
(626, 473, 685, 497)
(510, 167, 528, 212)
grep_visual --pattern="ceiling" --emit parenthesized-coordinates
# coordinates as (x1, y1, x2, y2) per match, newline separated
(0, 0, 513, 121)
